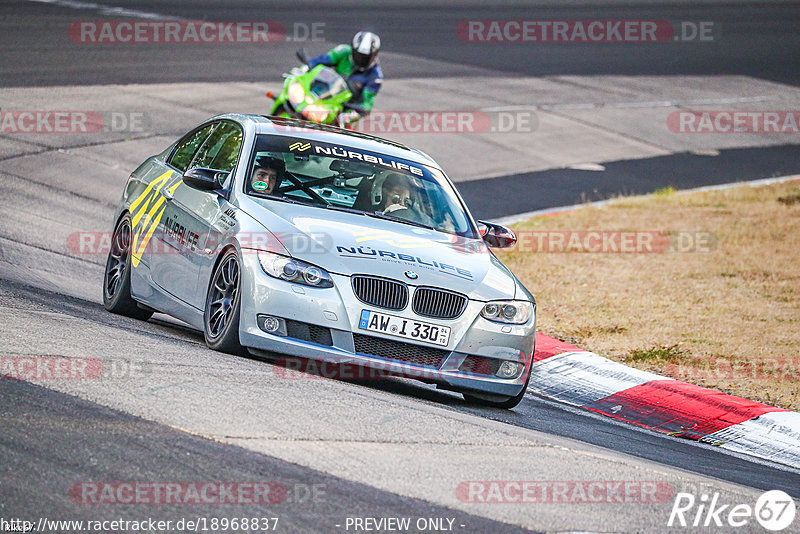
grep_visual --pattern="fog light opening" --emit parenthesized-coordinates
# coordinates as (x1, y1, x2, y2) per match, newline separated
(264, 317, 281, 332)
(496, 361, 522, 379)
(258, 315, 286, 336)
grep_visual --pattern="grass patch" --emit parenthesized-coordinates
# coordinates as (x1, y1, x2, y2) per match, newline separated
(653, 185, 677, 196)
(625, 344, 689, 364)
(777, 190, 800, 205)
(501, 178, 800, 409)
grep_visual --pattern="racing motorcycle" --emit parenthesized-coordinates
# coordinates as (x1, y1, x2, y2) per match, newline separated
(266, 49, 365, 128)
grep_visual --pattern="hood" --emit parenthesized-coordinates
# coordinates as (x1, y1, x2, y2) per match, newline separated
(239, 197, 518, 301)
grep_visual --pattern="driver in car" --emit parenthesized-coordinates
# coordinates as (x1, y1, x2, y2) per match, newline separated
(250, 157, 285, 195)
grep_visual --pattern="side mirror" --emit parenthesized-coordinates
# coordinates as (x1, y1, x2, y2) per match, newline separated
(296, 48, 310, 65)
(183, 167, 226, 192)
(478, 220, 517, 248)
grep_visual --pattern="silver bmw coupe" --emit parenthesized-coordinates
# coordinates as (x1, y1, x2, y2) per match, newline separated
(103, 114, 535, 408)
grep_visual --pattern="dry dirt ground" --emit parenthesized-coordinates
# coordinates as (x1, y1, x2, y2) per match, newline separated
(500, 178, 800, 410)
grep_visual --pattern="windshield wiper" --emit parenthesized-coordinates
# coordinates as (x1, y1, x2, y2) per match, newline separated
(324, 204, 365, 215)
(368, 211, 436, 231)
(249, 192, 319, 207)
(325, 204, 437, 231)
(252, 193, 436, 231)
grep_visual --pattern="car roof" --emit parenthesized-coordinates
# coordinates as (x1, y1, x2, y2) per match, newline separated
(213, 114, 440, 168)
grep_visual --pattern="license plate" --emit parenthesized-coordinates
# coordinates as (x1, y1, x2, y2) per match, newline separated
(358, 310, 451, 347)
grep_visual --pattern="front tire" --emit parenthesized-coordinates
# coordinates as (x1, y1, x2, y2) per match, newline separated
(204, 249, 245, 354)
(103, 214, 153, 321)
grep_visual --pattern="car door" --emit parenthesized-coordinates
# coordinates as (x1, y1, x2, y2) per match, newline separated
(129, 122, 215, 274)
(152, 121, 244, 310)
(186, 121, 245, 309)
(148, 121, 219, 307)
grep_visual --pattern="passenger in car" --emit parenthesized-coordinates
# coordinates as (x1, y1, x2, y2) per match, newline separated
(380, 172, 415, 214)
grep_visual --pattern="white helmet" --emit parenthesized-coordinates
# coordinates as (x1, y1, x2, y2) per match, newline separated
(351, 31, 381, 71)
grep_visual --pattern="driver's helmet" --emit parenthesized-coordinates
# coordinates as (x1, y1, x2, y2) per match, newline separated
(351, 31, 380, 71)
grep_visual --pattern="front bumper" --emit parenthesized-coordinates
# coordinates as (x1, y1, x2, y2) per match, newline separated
(238, 252, 535, 397)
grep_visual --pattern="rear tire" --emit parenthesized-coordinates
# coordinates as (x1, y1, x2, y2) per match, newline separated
(103, 214, 153, 321)
(204, 249, 245, 355)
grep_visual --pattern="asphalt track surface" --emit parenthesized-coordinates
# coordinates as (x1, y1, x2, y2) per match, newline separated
(2, 0, 800, 531)
(2, 278, 799, 527)
(2, 377, 526, 533)
(3, 0, 800, 86)
(461, 143, 800, 219)
(5, 0, 800, 221)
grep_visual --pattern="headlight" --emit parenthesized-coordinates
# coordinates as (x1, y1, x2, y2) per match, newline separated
(302, 104, 330, 122)
(480, 300, 533, 325)
(257, 250, 333, 288)
(288, 82, 305, 106)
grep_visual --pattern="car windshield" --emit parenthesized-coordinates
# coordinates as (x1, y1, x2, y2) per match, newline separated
(245, 134, 477, 238)
(309, 67, 348, 100)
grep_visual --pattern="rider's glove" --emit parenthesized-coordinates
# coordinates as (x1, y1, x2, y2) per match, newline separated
(338, 110, 361, 125)
(289, 65, 309, 77)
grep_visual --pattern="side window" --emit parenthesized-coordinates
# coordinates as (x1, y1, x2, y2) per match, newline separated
(191, 122, 243, 173)
(169, 123, 216, 172)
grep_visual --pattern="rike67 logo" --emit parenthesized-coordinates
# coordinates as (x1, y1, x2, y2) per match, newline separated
(668, 490, 796, 531)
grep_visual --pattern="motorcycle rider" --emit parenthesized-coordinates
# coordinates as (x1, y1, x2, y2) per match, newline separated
(307, 31, 383, 126)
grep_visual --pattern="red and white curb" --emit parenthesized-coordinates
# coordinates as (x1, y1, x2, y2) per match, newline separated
(530, 333, 800, 469)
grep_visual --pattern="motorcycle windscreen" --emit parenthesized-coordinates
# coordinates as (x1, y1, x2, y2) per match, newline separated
(309, 67, 348, 100)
